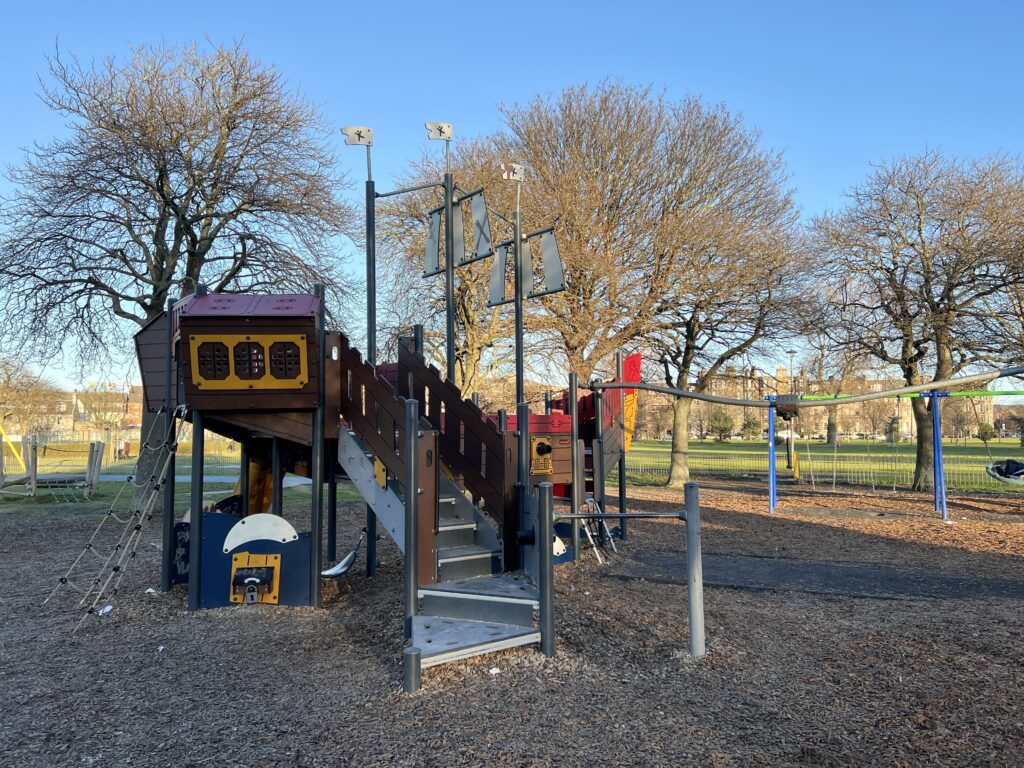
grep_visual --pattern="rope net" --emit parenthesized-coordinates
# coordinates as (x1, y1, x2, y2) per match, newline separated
(43, 407, 188, 633)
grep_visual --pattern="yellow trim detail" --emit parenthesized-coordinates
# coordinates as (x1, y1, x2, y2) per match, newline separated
(188, 334, 309, 391)
(530, 436, 554, 475)
(229, 552, 281, 604)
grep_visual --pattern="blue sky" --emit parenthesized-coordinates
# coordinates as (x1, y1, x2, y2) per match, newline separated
(2, 0, 1024, 386)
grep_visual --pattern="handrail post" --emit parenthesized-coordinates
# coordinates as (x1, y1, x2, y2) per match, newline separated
(516, 401, 530, 559)
(403, 398, 420, 641)
(538, 482, 555, 657)
(593, 385, 606, 539)
(160, 296, 177, 592)
(615, 350, 628, 541)
(684, 482, 705, 659)
(568, 373, 580, 561)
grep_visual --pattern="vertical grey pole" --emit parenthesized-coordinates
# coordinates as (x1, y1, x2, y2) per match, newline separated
(238, 442, 249, 517)
(187, 411, 205, 611)
(544, 392, 552, 415)
(684, 482, 705, 659)
(513, 182, 525, 406)
(568, 373, 580, 561)
(309, 284, 326, 607)
(403, 399, 420, 641)
(271, 437, 283, 516)
(413, 323, 424, 355)
(516, 401, 531, 555)
(472, 392, 480, 407)
(498, 409, 507, 433)
(403, 646, 422, 693)
(366, 176, 378, 577)
(160, 297, 177, 592)
(444, 171, 457, 383)
(593, 387, 605, 540)
(616, 351, 628, 541)
(538, 482, 555, 657)
(327, 447, 337, 562)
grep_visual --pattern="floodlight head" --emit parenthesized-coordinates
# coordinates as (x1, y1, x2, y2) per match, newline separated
(501, 163, 525, 182)
(341, 126, 373, 146)
(425, 122, 452, 141)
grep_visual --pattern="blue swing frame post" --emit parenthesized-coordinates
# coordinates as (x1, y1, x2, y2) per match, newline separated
(931, 392, 948, 521)
(767, 398, 778, 514)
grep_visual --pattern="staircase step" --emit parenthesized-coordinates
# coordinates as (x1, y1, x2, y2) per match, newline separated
(436, 545, 500, 581)
(420, 573, 539, 624)
(436, 516, 477, 548)
(411, 615, 540, 668)
(420, 572, 538, 603)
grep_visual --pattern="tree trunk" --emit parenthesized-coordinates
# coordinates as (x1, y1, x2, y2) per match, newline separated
(667, 396, 691, 488)
(911, 396, 934, 492)
(826, 408, 838, 446)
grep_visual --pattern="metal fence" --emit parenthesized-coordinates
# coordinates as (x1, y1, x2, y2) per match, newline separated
(621, 446, 1024, 494)
(1, 427, 240, 478)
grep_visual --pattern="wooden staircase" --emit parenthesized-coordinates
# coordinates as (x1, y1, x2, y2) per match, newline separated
(333, 335, 542, 681)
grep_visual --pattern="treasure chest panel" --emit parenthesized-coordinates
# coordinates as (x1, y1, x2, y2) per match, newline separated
(179, 294, 320, 411)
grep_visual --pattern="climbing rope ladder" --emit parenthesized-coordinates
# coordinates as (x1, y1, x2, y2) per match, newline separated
(44, 406, 188, 632)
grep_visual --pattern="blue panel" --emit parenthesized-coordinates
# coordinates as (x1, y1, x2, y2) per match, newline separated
(199, 511, 311, 609)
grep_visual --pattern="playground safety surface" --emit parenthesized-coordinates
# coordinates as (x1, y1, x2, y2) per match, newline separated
(4, 482, 1024, 766)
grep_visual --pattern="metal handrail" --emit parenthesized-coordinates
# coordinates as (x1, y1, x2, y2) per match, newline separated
(592, 364, 1024, 410)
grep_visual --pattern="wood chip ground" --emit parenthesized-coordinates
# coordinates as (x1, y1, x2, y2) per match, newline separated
(3, 482, 1024, 766)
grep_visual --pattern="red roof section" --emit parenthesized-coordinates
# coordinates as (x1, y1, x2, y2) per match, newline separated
(179, 293, 319, 318)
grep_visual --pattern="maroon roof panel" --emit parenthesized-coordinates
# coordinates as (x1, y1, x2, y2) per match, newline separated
(179, 294, 319, 318)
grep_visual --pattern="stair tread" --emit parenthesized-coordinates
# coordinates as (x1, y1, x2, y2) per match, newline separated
(436, 544, 498, 562)
(438, 516, 476, 530)
(419, 572, 539, 602)
(411, 615, 540, 666)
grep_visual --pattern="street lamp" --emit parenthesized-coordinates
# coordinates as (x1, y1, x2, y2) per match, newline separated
(785, 348, 798, 469)
(786, 349, 798, 394)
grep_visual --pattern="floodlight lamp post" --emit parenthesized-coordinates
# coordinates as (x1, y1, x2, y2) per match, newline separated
(340, 126, 377, 367)
(785, 348, 798, 469)
(426, 122, 458, 383)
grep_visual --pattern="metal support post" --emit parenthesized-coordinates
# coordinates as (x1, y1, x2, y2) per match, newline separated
(767, 402, 777, 513)
(498, 409, 507, 432)
(403, 399, 420, 641)
(932, 393, 948, 520)
(327, 447, 337, 562)
(544, 392, 552, 415)
(160, 297, 177, 592)
(271, 437, 283, 516)
(516, 401, 531, 554)
(538, 482, 555, 657)
(238, 441, 249, 517)
(594, 387, 606, 538)
(616, 351, 628, 541)
(444, 171, 457, 383)
(513, 181, 525, 406)
(568, 373, 581, 561)
(403, 647, 422, 693)
(366, 177, 378, 576)
(309, 284, 326, 606)
(187, 411, 205, 611)
(684, 482, 705, 659)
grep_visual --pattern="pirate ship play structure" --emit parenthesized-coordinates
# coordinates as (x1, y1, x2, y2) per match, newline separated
(120, 286, 641, 689)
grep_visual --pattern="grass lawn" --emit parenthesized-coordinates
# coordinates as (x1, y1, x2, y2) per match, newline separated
(624, 437, 1024, 493)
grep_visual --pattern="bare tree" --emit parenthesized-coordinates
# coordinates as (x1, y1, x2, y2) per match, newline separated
(813, 152, 1024, 490)
(858, 397, 892, 438)
(0, 41, 356, 484)
(0, 360, 63, 435)
(76, 383, 129, 439)
(376, 139, 514, 395)
(2, 42, 355, 354)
